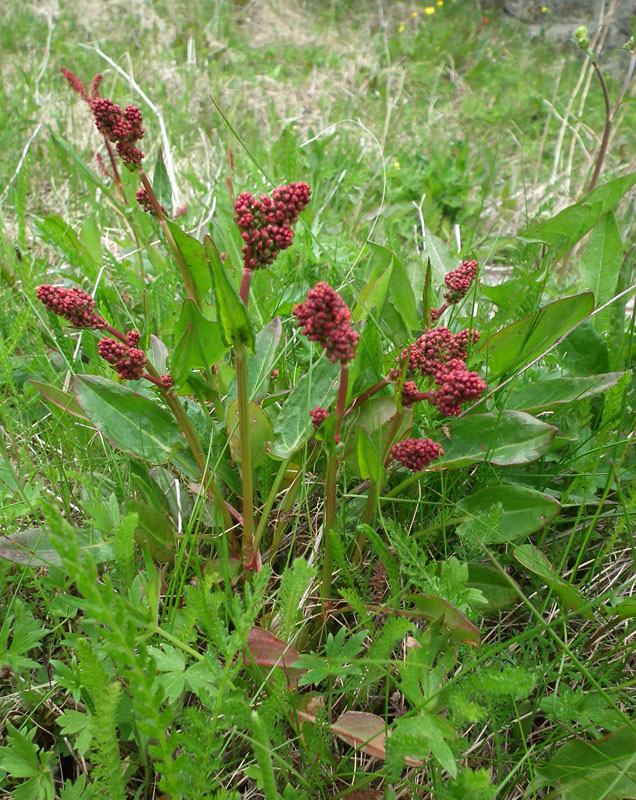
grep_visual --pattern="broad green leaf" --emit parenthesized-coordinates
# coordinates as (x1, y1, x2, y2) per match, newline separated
(0, 527, 112, 567)
(123, 500, 175, 561)
(152, 149, 172, 212)
(356, 427, 384, 485)
(73, 375, 184, 464)
(28, 380, 89, 421)
(513, 544, 592, 619)
(409, 594, 481, 645)
(353, 260, 393, 324)
(531, 724, 636, 799)
(505, 372, 625, 412)
(467, 563, 520, 611)
(226, 400, 273, 467)
(433, 411, 556, 469)
(557, 320, 610, 375)
(388, 250, 419, 332)
(518, 172, 636, 259)
(174, 299, 227, 371)
(578, 211, 623, 332)
(270, 356, 339, 458)
(204, 234, 254, 351)
(481, 292, 594, 377)
(457, 485, 560, 542)
(345, 396, 412, 475)
(226, 317, 283, 406)
(79, 216, 102, 266)
(349, 318, 385, 396)
(610, 246, 635, 368)
(165, 220, 211, 303)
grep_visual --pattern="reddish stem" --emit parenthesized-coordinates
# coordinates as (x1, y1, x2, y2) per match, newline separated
(240, 266, 254, 306)
(103, 323, 128, 343)
(346, 377, 390, 415)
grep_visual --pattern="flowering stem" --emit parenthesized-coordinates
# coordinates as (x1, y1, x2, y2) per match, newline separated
(588, 59, 612, 193)
(235, 342, 256, 568)
(144, 360, 232, 532)
(346, 377, 390, 415)
(240, 266, 254, 305)
(351, 406, 403, 564)
(431, 301, 448, 321)
(138, 171, 200, 307)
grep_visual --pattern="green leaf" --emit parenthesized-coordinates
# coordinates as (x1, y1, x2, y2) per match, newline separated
(226, 317, 283, 406)
(49, 132, 108, 193)
(152, 149, 172, 213)
(270, 356, 339, 459)
(457, 485, 561, 543)
(27, 380, 89, 421)
(420, 230, 455, 288)
(531, 724, 636, 799)
(557, 320, 610, 375)
(345, 396, 412, 475)
(174, 300, 227, 372)
(466, 564, 520, 611)
(226, 400, 273, 467)
(482, 292, 594, 377)
(388, 250, 419, 332)
(513, 544, 593, 619)
(165, 220, 211, 303)
(433, 411, 556, 469)
(204, 234, 254, 351)
(356, 427, 384, 485)
(518, 172, 636, 259)
(0, 527, 112, 568)
(0, 721, 40, 778)
(578, 211, 623, 332)
(409, 594, 481, 645)
(353, 259, 393, 324)
(505, 372, 625, 412)
(73, 375, 184, 464)
(35, 215, 99, 279)
(123, 501, 175, 561)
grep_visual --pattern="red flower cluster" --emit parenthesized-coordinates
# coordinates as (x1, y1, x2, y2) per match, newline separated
(428, 358, 486, 416)
(444, 259, 477, 304)
(397, 327, 479, 380)
(390, 438, 443, 471)
(161, 374, 174, 389)
(136, 188, 165, 216)
(97, 333, 146, 381)
(92, 98, 144, 167)
(293, 282, 359, 364)
(234, 182, 311, 269)
(310, 406, 329, 429)
(36, 285, 106, 330)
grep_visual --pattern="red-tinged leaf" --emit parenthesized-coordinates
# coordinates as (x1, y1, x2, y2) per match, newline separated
(331, 712, 423, 767)
(245, 627, 306, 687)
(28, 380, 89, 421)
(408, 594, 481, 645)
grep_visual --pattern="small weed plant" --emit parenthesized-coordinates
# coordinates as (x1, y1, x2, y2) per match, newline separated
(1, 8, 636, 799)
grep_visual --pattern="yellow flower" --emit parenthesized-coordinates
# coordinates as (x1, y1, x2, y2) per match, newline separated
(411, 10, 418, 16)
(398, 22, 405, 32)
(540, 5, 548, 10)
(424, 5, 435, 14)
(437, 0, 444, 5)
(393, 160, 401, 169)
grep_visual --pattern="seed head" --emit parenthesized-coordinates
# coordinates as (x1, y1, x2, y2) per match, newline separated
(92, 98, 144, 167)
(36, 284, 106, 329)
(444, 259, 477, 304)
(310, 406, 329, 429)
(136, 188, 165, 216)
(60, 68, 90, 104)
(234, 182, 311, 269)
(293, 282, 359, 364)
(429, 359, 486, 416)
(97, 337, 146, 381)
(390, 438, 443, 471)
(161, 374, 174, 389)
(395, 327, 479, 380)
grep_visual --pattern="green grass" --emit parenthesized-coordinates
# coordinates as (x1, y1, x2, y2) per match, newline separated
(1, 1, 636, 798)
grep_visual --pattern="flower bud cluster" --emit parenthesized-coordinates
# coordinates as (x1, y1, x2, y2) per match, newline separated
(397, 327, 479, 380)
(390, 438, 443, 471)
(97, 333, 146, 381)
(310, 406, 329, 429)
(293, 282, 359, 364)
(92, 98, 144, 167)
(36, 285, 106, 330)
(444, 259, 477, 303)
(136, 188, 165, 216)
(234, 182, 311, 269)
(428, 358, 486, 417)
